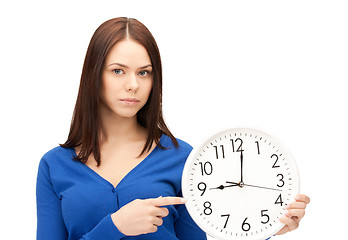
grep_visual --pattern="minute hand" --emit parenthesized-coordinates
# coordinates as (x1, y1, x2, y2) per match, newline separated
(226, 182, 282, 191)
(240, 150, 244, 182)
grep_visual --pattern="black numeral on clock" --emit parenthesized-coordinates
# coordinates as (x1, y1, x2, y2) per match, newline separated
(271, 154, 280, 168)
(213, 145, 225, 159)
(197, 182, 207, 196)
(261, 210, 270, 224)
(231, 138, 243, 152)
(275, 193, 284, 206)
(255, 141, 260, 154)
(199, 162, 213, 176)
(277, 173, 285, 187)
(242, 217, 251, 232)
(221, 214, 230, 228)
(203, 201, 212, 215)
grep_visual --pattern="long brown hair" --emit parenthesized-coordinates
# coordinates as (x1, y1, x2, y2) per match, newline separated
(60, 17, 178, 166)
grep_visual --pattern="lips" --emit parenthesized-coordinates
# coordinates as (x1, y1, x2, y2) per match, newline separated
(120, 98, 140, 105)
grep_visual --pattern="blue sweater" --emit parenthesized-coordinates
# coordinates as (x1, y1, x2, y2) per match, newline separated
(36, 134, 207, 240)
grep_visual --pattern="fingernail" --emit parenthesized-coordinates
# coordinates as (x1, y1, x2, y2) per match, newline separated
(284, 210, 289, 216)
(285, 204, 290, 209)
(294, 195, 301, 201)
(181, 198, 187, 203)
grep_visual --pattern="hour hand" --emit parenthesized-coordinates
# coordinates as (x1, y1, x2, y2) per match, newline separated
(226, 181, 239, 185)
(209, 182, 239, 190)
(226, 181, 243, 188)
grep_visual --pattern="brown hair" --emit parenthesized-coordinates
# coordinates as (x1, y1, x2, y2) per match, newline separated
(60, 17, 178, 166)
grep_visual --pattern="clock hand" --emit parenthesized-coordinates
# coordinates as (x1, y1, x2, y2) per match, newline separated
(226, 181, 282, 191)
(226, 181, 245, 188)
(243, 184, 282, 191)
(226, 181, 239, 185)
(209, 183, 239, 190)
(240, 150, 244, 183)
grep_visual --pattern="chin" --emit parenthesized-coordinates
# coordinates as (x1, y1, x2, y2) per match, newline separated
(117, 110, 139, 119)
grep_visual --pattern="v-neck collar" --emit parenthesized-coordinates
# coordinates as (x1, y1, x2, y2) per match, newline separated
(69, 135, 163, 189)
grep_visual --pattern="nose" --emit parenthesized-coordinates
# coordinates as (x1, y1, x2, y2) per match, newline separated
(125, 73, 138, 92)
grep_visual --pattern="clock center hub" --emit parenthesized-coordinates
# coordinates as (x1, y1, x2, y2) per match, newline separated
(239, 181, 245, 188)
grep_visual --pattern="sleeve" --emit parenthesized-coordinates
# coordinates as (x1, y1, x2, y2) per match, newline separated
(174, 191, 207, 240)
(36, 157, 68, 239)
(36, 157, 126, 240)
(80, 214, 126, 240)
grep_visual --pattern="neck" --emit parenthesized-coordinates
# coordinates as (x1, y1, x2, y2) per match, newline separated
(99, 109, 146, 146)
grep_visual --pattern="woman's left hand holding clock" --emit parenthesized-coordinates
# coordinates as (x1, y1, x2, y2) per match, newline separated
(275, 194, 310, 235)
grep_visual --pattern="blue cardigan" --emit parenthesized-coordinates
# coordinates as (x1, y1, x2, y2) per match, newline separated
(36, 134, 207, 240)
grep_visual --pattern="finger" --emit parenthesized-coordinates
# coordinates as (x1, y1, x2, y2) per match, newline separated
(154, 207, 169, 218)
(294, 194, 310, 204)
(279, 215, 292, 225)
(276, 224, 289, 235)
(153, 217, 163, 227)
(149, 225, 158, 233)
(286, 201, 307, 210)
(279, 216, 299, 232)
(285, 209, 305, 219)
(151, 196, 187, 207)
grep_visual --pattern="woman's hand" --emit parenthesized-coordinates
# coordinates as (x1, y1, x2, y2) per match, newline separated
(111, 196, 186, 236)
(276, 194, 310, 235)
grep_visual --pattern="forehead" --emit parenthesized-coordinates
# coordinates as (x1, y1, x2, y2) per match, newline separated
(105, 39, 151, 67)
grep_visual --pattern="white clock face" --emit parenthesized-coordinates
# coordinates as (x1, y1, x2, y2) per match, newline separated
(182, 128, 300, 240)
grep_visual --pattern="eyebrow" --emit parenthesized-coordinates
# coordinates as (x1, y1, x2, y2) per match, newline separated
(106, 63, 152, 69)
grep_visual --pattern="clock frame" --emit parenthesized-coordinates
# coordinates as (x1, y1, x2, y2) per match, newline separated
(182, 128, 300, 240)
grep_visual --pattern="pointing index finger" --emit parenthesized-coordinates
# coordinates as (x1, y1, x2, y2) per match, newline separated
(152, 196, 187, 206)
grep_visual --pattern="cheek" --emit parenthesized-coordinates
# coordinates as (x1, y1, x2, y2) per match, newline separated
(137, 78, 152, 100)
(145, 79, 153, 96)
(101, 77, 122, 97)
(146, 82, 153, 97)
(100, 82, 116, 106)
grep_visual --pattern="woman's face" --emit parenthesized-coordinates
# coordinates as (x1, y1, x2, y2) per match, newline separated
(100, 39, 153, 119)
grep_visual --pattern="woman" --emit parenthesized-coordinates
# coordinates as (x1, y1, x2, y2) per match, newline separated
(36, 17, 310, 240)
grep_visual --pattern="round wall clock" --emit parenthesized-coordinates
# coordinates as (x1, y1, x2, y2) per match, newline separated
(182, 128, 300, 240)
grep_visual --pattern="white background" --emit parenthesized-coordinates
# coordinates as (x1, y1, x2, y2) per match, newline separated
(1, 0, 347, 239)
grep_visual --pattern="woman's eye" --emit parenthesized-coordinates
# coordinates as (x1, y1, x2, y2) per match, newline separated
(113, 69, 124, 75)
(139, 70, 150, 77)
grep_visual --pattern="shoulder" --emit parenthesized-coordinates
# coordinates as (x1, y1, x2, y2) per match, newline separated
(41, 146, 66, 158)
(156, 134, 193, 169)
(37, 146, 78, 186)
(160, 134, 193, 154)
(39, 146, 74, 167)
